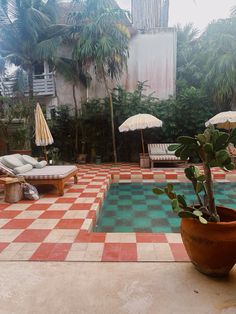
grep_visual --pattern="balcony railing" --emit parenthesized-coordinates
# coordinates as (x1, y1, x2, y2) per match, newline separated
(0, 73, 55, 97)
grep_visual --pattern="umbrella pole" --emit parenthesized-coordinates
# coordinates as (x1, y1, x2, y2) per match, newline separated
(43, 146, 48, 163)
(141, 129, 145, 155)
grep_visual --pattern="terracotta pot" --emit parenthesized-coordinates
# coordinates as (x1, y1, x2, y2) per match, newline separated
(181, 206, 236, 277)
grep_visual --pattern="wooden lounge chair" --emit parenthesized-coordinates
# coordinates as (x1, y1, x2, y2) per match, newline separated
(148, 143, 183, 168)
(0, 159, 78, 196)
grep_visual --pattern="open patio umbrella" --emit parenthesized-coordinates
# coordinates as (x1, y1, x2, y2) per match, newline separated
(35, 103, 54, 161)
(118, 113, 163, 154)
(205, 111, 236, 130)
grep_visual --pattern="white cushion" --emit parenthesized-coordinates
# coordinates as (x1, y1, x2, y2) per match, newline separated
(20, 165, 77, 179)
(14, 164, 33, 174)
(22, 155, 38, 166)
(150, 145, 166, 154)
(2, 155, 24, 169)
(166, 144, 178, 155)
(0, 161, 15, 176)
(35, 160, 47, 169)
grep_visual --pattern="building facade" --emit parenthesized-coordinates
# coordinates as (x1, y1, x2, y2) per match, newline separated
(0, 0, 176, 117)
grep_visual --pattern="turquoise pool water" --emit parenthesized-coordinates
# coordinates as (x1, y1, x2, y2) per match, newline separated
(95, 183, 236, 233)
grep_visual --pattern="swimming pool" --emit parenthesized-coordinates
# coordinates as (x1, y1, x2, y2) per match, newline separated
(95, 182, 236, 233)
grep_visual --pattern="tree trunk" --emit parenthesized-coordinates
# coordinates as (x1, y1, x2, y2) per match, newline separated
(27, 63, 34, 101)
(101, 66, 117, 163)
(73, 84, 79, 154)
(203, 162, 219, 222)
(27, 64, 34, 151)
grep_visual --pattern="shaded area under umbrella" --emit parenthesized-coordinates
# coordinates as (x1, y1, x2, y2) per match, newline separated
(118, 113, 163, 154)
(35, 103, 54, 161)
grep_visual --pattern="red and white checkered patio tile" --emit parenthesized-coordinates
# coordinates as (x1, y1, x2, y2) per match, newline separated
(0, 163, 235, 262)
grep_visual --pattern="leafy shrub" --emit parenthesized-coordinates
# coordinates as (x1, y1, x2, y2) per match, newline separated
(49, 106, 76, 161)
(81, 83, 214, 161)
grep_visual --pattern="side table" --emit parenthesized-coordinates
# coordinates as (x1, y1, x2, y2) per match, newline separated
(0, 177, 24, 203)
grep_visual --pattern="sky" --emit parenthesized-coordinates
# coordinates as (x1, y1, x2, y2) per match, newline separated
(116, 0, 236, 31)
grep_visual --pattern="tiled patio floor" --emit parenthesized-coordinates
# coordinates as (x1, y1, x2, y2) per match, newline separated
(0, 163, 235, 262)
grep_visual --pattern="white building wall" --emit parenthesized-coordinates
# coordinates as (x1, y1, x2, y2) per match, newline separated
(122, 28, 177, 99)
(54, 72, 86, 107)
(53, 28, 177, 106)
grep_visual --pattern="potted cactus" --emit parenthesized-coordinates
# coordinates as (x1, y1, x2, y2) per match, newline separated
(153, 127, 236, 276)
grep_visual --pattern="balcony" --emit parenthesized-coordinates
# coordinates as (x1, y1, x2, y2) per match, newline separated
(0, 73, 56, 97)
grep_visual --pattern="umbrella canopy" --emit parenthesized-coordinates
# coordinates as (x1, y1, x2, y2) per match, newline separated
(119, 113, 163, 154)
(35, 103, 54, 159)
(205, 111, 236, 130)
(119, 113, 163, 132)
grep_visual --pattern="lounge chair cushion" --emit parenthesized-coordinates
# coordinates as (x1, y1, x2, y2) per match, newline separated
(150, 154, 180, 161)
(0, 161, 15, 176)
(35, 160, 47, 169)
(149, 144, 166, 155)
(14, 164, 33, 174)
(19, 165, 77, 180)
(165, 145, 176, 155)
(22, 155, 38, 167)
(1, 155, 24, 169)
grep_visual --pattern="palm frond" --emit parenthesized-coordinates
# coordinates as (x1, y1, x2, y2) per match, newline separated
(230, 5, 236, 17)
(34, 37, 60, 60)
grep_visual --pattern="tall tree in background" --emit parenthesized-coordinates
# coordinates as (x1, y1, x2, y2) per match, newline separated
(70, 0, 130, 162)
(0, 0, 61, 100)
(176, 23, 201, 90)
(55, 57, 91, 154)
(200, 16, 236, 110)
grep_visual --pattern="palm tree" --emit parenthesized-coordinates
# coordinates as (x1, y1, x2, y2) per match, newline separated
(70, 0, 130, 162)
(0, 0, 62, 100)
(200, 17, 236, 110)
(176, 24, 200, 84)
(230, 5, 236, 17)
(55, 57, 91, 154)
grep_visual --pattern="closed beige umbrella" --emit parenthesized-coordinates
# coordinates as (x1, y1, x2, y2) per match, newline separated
(35, 103, 54, 161)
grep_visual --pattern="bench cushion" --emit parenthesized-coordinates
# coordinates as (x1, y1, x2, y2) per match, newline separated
(22, 155, 38, 166)
(148, 144, 178, 155)
(149, 155, 180, 161)
(14, 164, 33, 174)
(20, 165, 77, 180)
(35, 160, 47, 169)
(1, 155, 24, 169)
(149, 144, 167, 154)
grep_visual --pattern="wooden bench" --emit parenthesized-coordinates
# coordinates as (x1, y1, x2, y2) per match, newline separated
(148, 143, 183, 168)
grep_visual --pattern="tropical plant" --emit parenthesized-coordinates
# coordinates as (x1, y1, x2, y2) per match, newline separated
(230, 5, 236, 18)
(48, 146, 60, 164)
(199, 16, 236, 110)
(0, 96, 32, 150)
(55, 57, 91, 154)
(153, 127, 236, 223)
(69, 0, 130, 162)
(0, 0, 62, 99)
(176, 23, 202, 90)
(49, 105, 76, 161)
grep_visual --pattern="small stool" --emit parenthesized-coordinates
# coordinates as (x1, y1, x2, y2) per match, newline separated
(0, 177, 24, 203)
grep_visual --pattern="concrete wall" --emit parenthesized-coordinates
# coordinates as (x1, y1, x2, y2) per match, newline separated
(122, 28, 177, 99)
(53, 28, 176, 108)
(131, 0, 169, 29)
